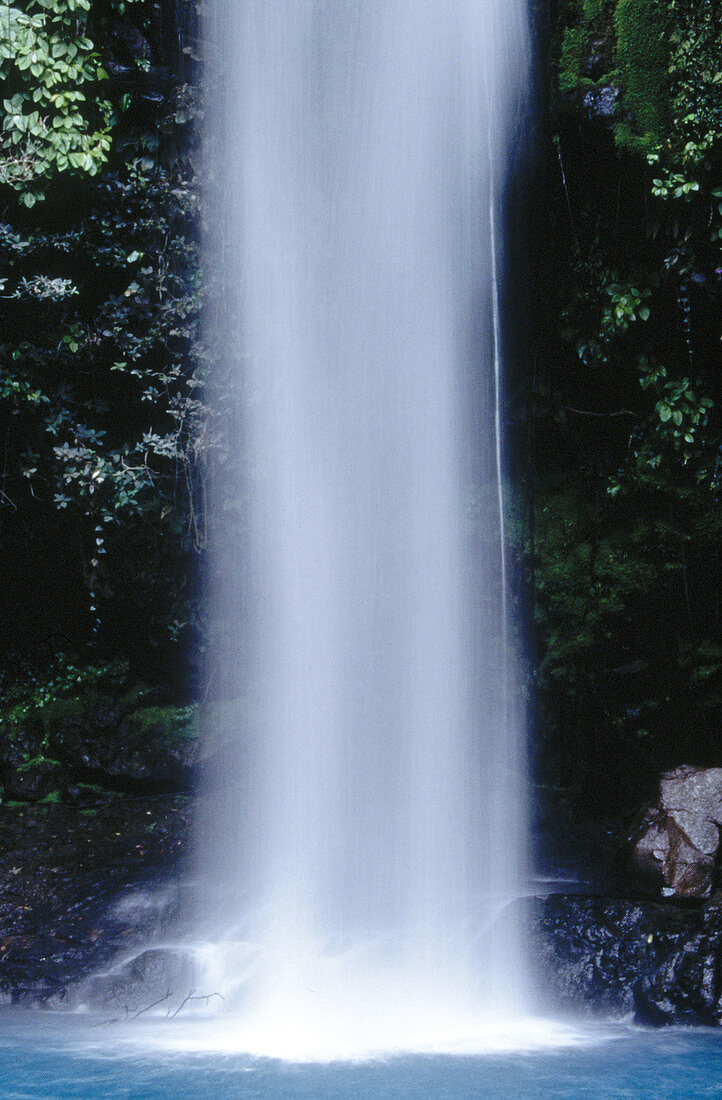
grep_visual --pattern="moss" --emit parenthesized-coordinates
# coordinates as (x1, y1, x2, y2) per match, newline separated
(556, 0, 669, 150)
(613, 0, 668, 148)
(6, 703, 30, 729)
(17, 755, 61, 773)
(557, 0, 617, 97)
(559, 25, 588, 95)
(129, 704, 199, 745)
(39, 697, 84, 734)
(0, 702, 42, 742)
(38, 789, 62, 804)
(118, 682, 155, 711)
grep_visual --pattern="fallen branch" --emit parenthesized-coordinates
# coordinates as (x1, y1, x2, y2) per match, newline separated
(169, 989, 225, 1019)
(131, 989, 172, 1019)
(563, 406, 638, 419)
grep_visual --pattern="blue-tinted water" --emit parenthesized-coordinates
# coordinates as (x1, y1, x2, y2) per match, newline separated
(1, 1014, 721, 1099)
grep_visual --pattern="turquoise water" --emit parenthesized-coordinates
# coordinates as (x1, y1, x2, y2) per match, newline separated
(2, 1015, 721, 1099)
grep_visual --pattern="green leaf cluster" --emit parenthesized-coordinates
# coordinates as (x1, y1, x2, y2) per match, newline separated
(0, 0, 117, 204)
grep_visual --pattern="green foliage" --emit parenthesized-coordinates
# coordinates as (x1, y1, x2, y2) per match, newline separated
(38, 788, 61, 803)
(532, 473, 722, 809)
(0, 657, 132, 733)
(534, 0, 722, 815)
(0, 0, 120, 204)
(0, 654, 198, 738)
(129, 704, 198, 744)
(637, 362, 714, 455)
(17, 753, 60, 771)
(0, 654, 198, 804)
(0, 0, 205, 676)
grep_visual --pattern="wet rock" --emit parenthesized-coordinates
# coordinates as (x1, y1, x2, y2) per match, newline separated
(533, 894, 722, 1026)
(634, 934, 719, 1026)
(3, 758, 63, 802)
(77, 947, 195, 1014)
(47, 708, 198, 792)
(0, 797, 191, 1005)
(534, 896, 671, 1016)
(631, 766, 722, 899)
(583, 85, 618, 121)
(660, 766, 722, 844)
(703, 889, 722, 916)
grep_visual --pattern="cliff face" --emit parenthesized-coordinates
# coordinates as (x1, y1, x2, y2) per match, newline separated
(0, 0, 716, 851)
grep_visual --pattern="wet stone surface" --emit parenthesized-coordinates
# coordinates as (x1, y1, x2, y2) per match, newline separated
(0, 797, 191, 1006)
(534, 895, 722, 1026)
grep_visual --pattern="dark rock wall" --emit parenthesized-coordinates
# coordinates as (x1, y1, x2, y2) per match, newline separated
(534, 895, 722, 1026)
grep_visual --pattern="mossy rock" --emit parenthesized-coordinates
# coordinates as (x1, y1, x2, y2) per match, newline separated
(0, 660, 199, 800)
(557, 0, 616, 98)
(118, 683, 156, 712)
(39, 697, 85, 734)
(556, 0, 668, 150)
(559, 25, 588, 96)
(128, 704, 199, 746)
(5, 756, 63, 803)
(613, 0, 668, 149)
(0, 703, 44, 746)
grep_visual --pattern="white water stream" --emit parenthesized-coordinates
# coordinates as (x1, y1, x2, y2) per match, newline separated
(197, 0, 531, 1057)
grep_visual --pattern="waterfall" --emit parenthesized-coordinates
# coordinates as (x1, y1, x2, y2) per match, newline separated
(198, 0, 530, 1057)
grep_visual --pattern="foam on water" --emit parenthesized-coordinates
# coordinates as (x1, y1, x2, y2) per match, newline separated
(108, 1000, 600, 1063)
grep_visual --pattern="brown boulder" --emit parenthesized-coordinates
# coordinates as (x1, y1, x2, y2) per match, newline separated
(631, 766, 722, 900)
